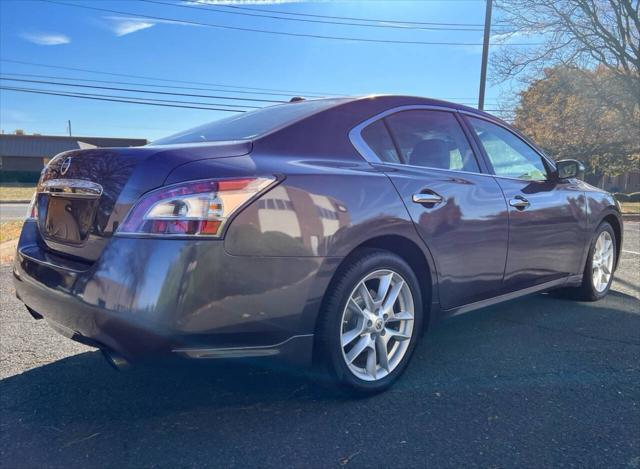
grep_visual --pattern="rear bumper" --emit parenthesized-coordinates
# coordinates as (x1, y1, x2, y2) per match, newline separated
(13, 221, 337, 366)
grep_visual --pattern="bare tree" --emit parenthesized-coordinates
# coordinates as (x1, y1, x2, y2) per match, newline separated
(492, 0, 639, 102)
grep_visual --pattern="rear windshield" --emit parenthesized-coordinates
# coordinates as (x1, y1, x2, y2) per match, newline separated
(151, 98, 347, 145)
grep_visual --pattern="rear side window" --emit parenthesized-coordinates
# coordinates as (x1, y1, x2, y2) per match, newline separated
(384, 110, 480, 172)
(360, 120, 401, 163)
(151, 99, 346, 145)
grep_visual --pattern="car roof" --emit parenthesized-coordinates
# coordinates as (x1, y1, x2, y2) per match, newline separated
(307, 94, 500, 121)
(251, 94, 516, 160)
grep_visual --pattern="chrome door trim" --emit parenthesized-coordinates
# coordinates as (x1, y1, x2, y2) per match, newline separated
(373, 160, 493, 179)
(349, 104, 458, 165)
(41, 179, 103, 199)
(348, 104, 492, 178)
(412, 193, 444, 205)
(509, 196, 530, 208)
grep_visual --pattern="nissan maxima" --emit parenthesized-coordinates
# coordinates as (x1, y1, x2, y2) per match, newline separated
(13, 95, 622, 392)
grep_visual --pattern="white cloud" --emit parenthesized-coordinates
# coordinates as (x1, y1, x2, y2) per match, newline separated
(108, 18, 156, 36)
(104, 16, 200, 37)
(21, 32, 70, 46)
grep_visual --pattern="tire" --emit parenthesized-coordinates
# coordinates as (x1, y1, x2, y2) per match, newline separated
(316, 248, 424, 394)
(554, 222, 617, 301)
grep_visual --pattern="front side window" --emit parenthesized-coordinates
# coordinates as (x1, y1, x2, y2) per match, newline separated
(467, 117, 548, 181)
(384, 110, 480, 172)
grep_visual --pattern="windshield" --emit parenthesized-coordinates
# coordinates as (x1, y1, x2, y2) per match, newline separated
(151, 98, 348, 145)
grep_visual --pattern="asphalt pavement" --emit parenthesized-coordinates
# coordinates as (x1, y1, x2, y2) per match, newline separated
(0, 204, 28, 222)
(0, 223, 638, 468)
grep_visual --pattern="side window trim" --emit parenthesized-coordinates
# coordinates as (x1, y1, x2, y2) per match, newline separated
(381, 118, 406, 164)
(459, 111, 556, 180)
(453, 112, 491, 174)
(349, 104, 487, 175)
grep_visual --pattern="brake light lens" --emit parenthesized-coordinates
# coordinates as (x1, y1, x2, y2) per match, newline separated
(117, 177, 276, 237)
(26, 192, 38, 220)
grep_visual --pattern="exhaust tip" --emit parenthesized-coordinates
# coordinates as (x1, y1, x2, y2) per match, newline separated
(101, 349, 130, 371)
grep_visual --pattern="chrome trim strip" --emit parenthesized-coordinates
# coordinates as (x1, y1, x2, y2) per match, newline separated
(412, 193, 443, 204)
(41, 179, 103, 199)
(349, 104, 557, 182)
(348, 104, 457, 165)
(173, 334, 314, 359)
(373, 161, 493, 178)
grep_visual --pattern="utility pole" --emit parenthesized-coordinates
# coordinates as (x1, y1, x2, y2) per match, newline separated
(478, 0, 493, 110)
(67, 120, 72, 137)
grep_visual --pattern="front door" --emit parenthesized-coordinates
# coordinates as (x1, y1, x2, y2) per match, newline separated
(358, 109, 509, 310)
(464, 115, 587, 292)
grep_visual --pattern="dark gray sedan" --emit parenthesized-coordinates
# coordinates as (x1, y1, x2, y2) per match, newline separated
(13, 96, 622, 392)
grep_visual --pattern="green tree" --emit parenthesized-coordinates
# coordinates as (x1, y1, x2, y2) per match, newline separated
(514, 66, 639, 183)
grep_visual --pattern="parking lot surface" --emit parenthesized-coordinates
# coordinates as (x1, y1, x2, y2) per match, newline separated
(1, 223, 638, 468)
(0, 204, 28, 222)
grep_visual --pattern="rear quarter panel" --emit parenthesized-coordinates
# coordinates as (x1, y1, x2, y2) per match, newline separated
(166, 152, 440, 327)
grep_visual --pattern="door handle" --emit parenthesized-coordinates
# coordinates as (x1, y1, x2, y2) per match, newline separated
(412, 192, 443, 205)
(509, 195, 530, 209)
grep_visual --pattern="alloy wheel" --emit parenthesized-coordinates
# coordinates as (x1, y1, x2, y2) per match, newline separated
(340, 269, 415, 381)
(592, 230, 614, 293)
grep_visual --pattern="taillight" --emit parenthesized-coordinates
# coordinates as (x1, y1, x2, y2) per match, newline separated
(117, 177, 277, 237)
(26, 192, 38, 220)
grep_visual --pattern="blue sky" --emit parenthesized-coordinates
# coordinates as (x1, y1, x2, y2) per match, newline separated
(0, 0, 521, 141)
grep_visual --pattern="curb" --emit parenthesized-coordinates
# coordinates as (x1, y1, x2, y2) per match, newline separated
(622, 214, 640, 222)
(0, 200, 30, 204)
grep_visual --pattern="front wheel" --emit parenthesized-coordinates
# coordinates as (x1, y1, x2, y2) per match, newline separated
(316, 249, 424, 394)
(555, 222, 617, 301)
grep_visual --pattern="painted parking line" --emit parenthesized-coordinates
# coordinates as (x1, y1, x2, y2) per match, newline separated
(622, 250, 640, 255)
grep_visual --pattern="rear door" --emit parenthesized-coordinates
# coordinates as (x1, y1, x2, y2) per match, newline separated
(355, 107, 509, 310)
(463, 115, 587, 292)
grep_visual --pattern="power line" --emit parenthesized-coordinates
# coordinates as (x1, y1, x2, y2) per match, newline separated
(142, 0, 499, 32)
(0, 85, 514, 115)
(0, 76, 286, 104)
(40, 0, 540, 46)
(0, 85, 261, 109)
(209, 2, 489, 27)
(0, 69, 502, 105)
(0, 59, 335, 97)
(0, 72, 325, 99)
(0, 86, 248, 112)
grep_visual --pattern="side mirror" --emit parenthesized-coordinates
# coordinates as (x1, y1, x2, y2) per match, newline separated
(556, 159, 585, 180)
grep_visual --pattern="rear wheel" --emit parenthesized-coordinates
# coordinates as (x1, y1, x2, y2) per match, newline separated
(316, 249, 424, 393)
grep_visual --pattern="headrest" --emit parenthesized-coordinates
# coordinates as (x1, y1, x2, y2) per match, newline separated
(409, 139, 451, 169)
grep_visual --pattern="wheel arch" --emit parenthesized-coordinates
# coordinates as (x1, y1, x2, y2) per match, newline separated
(312, 234, 436, 361)
(601, 213, 623, 270)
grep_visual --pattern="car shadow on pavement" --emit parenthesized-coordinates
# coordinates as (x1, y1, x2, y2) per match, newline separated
(1, 290, 638, 468)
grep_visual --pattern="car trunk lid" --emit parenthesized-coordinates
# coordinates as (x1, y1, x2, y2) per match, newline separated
(35, 140, 252, 261)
